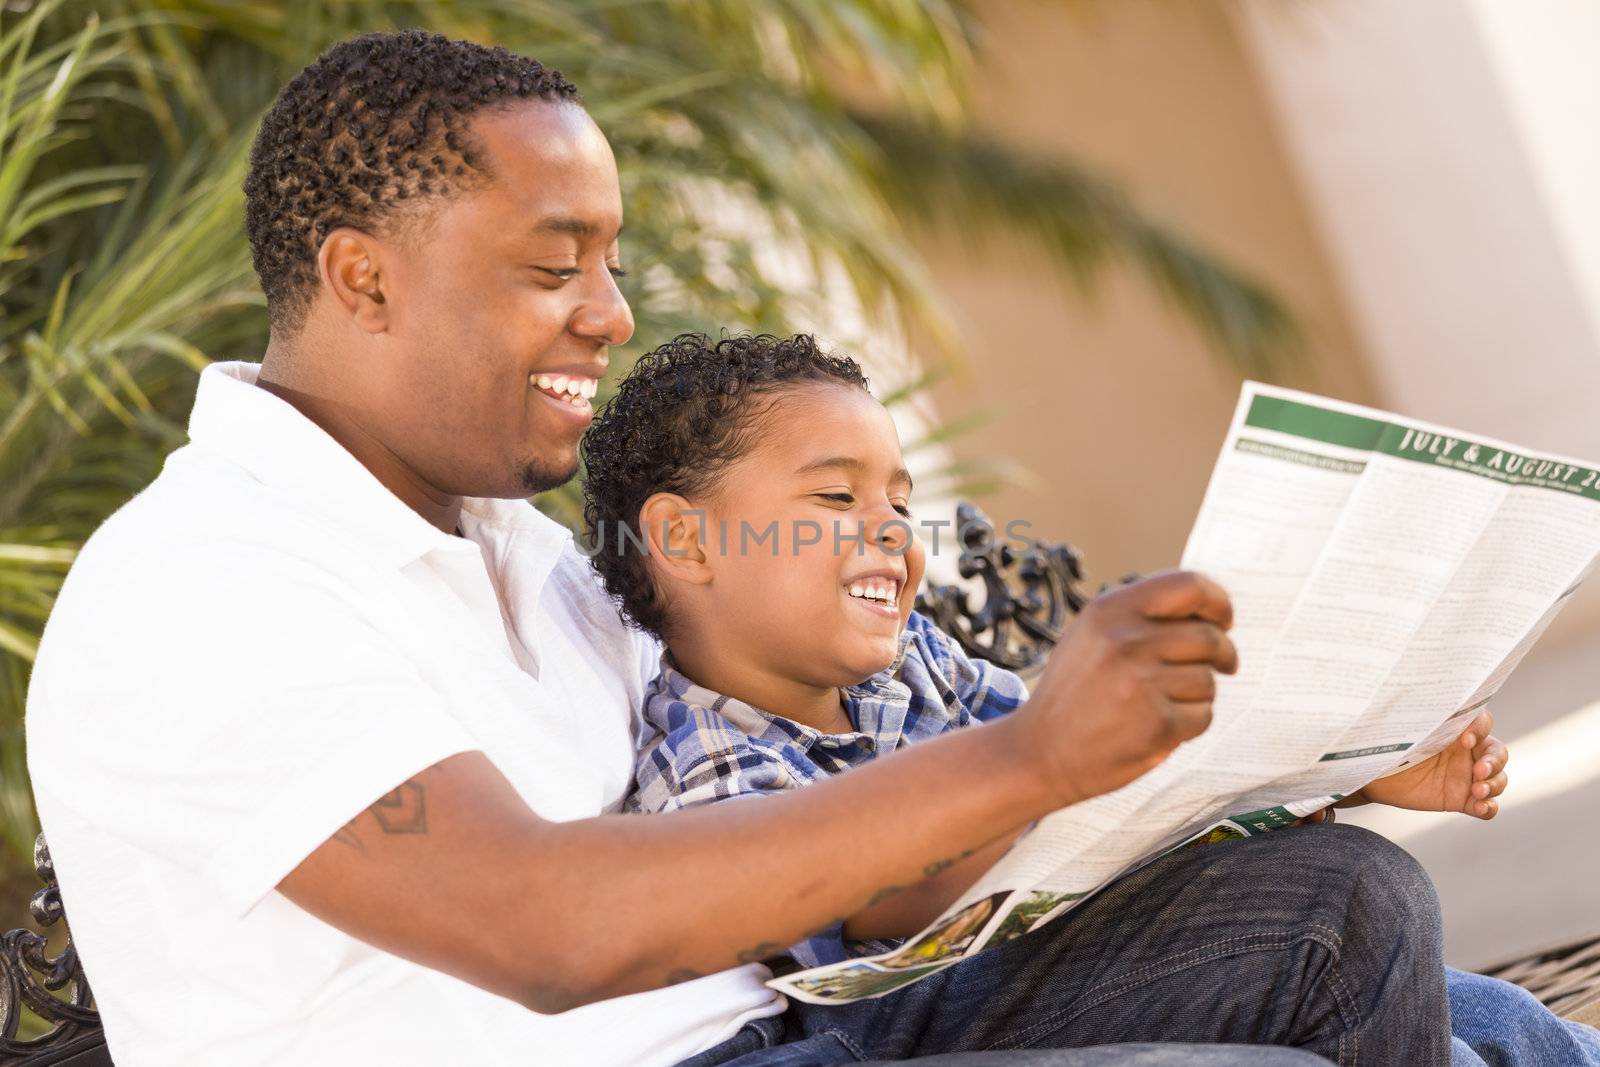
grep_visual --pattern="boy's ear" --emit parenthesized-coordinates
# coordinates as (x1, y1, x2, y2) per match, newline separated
(639, 493, 711, 584)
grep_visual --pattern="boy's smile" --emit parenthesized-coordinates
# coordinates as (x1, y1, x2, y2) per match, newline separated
(842, 568, 906, 620)
(650, 381, 927, 729)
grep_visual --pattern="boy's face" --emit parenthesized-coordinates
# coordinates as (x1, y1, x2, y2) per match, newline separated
(693, 383, 927, 686)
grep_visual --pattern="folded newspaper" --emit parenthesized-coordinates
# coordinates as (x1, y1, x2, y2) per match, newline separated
(768, 381, 1600, 1005)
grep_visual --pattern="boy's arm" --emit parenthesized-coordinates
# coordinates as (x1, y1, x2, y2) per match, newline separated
(279, 571, 1235, 1013)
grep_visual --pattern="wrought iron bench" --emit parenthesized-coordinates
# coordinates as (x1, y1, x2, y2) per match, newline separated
(4, 502, 1597, 1064)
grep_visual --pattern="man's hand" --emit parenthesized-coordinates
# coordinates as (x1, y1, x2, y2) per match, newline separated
(1018, 570, 1237, 809)
(1353, 710, 1509, 818)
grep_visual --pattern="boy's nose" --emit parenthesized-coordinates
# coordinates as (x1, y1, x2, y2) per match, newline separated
(870, 509, 911, 551)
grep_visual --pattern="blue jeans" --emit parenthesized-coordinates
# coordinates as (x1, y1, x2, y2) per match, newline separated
(1448, 967, 1600, 1066)
(676, 824, 1459, 1066)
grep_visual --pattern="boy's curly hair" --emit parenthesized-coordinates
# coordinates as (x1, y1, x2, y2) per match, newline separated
(582, 332, 870, 637)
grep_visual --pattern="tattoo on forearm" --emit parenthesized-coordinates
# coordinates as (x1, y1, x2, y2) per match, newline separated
(867, 884, 906, 907)
(331, 826, 366, 854)
(371, 781, 428, 834)
(695, 846, 992, 982)
(923, 846, 979, 880)
(329, 781, 428, 854)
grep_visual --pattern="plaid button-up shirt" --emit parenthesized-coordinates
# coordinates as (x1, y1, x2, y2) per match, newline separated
(626, 610, 1029, 968)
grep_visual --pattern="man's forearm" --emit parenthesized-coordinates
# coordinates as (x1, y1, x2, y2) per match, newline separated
(507, 714, 1056, 1006)
(283, 571, 1237, 1013)
(840, 826, 1024, 943)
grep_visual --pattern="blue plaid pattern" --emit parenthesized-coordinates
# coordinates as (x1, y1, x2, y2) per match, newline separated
(627, 610, 1029, 968)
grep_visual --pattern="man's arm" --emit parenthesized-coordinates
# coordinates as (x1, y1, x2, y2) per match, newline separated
(279, 570, 1235, 1013)
(841, 827, 1023, 941)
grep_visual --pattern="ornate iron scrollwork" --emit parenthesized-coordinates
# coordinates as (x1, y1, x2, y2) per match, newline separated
(0, 834, 100, 1060)
(914, 502, 1092, 677)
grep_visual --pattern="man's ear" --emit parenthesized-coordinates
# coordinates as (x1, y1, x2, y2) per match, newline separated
(318, 228, 391, 334)
(638, 493, 711, 585)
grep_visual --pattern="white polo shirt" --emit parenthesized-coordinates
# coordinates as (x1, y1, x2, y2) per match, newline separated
(25, 362, 783, 1066)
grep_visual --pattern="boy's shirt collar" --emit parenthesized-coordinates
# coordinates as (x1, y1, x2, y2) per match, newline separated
(649, 625, 927, 757)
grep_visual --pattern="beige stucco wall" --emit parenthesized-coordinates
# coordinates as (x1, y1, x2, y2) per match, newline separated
(919, 0, 1600, 963)
(919, 0, 1377, 580)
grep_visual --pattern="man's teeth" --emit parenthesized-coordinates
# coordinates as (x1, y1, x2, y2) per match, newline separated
(531, 374, 598, 402)
(848, 580, 900, 603)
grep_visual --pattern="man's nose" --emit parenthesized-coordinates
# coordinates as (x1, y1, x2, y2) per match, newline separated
(571, 271, 635, 347)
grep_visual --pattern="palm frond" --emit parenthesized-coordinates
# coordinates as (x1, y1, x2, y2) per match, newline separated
(846, 112, 1301, 377)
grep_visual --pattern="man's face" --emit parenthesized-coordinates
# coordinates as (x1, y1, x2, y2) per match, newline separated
(367, 101, 633, 499)
(691, 383, 927, 686)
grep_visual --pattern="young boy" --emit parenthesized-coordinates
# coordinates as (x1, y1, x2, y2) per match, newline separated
(581, 332, 1599, 1064)
(582, 331, 1026, 970)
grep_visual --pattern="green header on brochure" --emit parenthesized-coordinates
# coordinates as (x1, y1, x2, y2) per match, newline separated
(1244, 394, 1600, 503)
(1374, 423, 1600, 503)
(1244, 395, 1387, 450)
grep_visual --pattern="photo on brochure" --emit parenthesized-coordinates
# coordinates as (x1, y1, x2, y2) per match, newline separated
(874, 891, 1013, 970)
(785, 961, 956, 1002)
(982, 890, 1088, 948)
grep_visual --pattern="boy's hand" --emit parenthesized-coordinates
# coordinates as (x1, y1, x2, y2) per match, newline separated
(1020, 570, 1236, 809)
(1353, 710, 1508, 818)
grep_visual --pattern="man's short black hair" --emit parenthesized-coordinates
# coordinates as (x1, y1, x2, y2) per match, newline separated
(244, 30, 579, 333)
(581, 332, 871, 638)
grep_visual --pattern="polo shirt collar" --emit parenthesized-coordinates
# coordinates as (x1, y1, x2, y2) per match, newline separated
(186, 361, 567, 570)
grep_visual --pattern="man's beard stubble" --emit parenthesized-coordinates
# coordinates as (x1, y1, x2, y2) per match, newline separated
(518, 453, 580, 495)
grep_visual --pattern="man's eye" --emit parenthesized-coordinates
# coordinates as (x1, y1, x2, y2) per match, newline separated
(538, 267, 579, 280)
(609, 265, 629, 279)
(893, 503, 913, 518)
(818, 493, 855, 506)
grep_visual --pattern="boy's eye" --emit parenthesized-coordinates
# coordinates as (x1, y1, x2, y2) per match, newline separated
(818, 492, 911, 518)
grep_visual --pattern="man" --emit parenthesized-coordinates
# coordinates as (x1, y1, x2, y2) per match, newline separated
(26, 30, 1458, 1066)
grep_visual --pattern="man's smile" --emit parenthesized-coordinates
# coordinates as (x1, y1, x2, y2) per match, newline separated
(530, 369, 603, 422)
